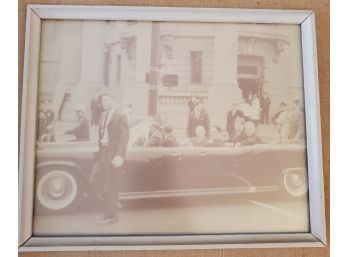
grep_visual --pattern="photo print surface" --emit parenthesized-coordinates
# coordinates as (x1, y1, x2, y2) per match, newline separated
(33, 20, 309, 236)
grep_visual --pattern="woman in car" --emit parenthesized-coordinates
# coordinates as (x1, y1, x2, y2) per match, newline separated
(235, 121, 260, 146)
(228, 115, 247, 144)
(190, 126, 211, 147)
(144, 122, 164, 147)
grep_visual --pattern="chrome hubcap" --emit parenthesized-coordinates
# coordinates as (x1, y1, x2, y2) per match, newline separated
(283, 169, 308, 197)
(37, 170, 78, 210)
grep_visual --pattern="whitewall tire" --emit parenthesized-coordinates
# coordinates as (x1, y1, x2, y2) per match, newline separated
(36, 169, 80, 213)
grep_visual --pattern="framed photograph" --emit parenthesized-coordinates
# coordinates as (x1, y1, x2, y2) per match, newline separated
(19, 5, 326, 251)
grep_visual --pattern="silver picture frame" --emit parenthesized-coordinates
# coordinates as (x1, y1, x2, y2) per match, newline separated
(18, 5, 326, 251)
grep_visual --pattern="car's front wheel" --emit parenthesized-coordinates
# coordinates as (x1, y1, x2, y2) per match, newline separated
(35, 167, 81, 214)
(282, 168, 308, 198)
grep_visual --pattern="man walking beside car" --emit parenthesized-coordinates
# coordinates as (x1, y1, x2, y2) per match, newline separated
(89, 92, 131, 224)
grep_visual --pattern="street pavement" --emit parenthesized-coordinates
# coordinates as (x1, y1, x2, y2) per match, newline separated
(33, 193, 309, 236)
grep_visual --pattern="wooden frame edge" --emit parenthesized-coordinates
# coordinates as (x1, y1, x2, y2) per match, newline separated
(18, 5, 41, 247)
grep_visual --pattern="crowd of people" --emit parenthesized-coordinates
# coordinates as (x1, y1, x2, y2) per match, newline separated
(185, 96, 262, 147)
(154, 92, 302, 147)
(133, 92, 302, 148)
(272, 99, 305, 143)
(37, 90, 304, 146)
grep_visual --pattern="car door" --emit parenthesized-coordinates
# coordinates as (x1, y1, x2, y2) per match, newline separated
(177, 146, 257, 192)
(121, 146, 184, 195)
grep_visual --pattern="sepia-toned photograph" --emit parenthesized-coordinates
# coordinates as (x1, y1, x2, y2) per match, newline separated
(33, 19, 309, 236)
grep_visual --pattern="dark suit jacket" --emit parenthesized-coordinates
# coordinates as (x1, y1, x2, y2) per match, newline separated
(90, 95, 103, 125)
(260, 96, 271, 110)
(207, 138, 226, 147)
(65, 117, 90, 141)
(99, 110, 129, 162)
(145, 129, 163, 148)
(187, 111, 210, 138)
(38, 109, 55, 136)
(288, 109, 305, 139)
(191, 137, 211, 147)
(162, 134, 178, 147)
(226, 109, 244, 137)
(239, 135, 261, 146)
(228, 130, 247, 144)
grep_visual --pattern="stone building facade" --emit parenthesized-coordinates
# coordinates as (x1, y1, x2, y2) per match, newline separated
(39, 20, 304, 132)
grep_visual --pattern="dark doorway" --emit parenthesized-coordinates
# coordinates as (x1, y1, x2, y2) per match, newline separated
(238, 78, 261, 100)
(237, 55, 264, 102)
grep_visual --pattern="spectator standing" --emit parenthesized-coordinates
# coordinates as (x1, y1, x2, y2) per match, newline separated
(239, 98, 252, 121)
(273, 102, 292, 143)
(260, 93, 271, 124)
(250, 94, 260, 125)
(288, 99, 305, 141)
(38, 99, 55, 141)
(187, 101, 210, 138)
(247, 91, 253, 105)
(226, 102, 244, 139)
(187, 94, 198, 113)
(90, 89, 103, 127)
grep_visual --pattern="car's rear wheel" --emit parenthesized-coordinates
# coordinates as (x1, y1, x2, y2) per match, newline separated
(282, 168, 308, 197)
(35, 167, 82, 214)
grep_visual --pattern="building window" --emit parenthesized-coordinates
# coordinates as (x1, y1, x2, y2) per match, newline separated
(190, 51, 202, 84)
(116, 55, 121, 85)
(103, 51, 110, 87)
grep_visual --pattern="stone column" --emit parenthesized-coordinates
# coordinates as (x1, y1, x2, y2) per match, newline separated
(54, 21, 83, 121)
(71, 21, 106, 109)
(125, 22, 152, 119)
(208, 24, 243, 128)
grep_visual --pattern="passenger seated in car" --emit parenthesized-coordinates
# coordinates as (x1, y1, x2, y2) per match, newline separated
(191, 126, 211, 147)
(234, 121, 260, 146)
(144, 122, 164, 147)
(161, 125, 178, 147)
(207, 125, 226, 147)
(64, 105, 90, 141)
(228, 116, 246, 144)
(133, 136, 146, 147)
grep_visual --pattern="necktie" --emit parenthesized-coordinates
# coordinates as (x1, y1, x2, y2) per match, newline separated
(101, 111, 109, 136)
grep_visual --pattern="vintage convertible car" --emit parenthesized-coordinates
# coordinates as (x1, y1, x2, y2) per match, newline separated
(35, 119, 308, 214)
